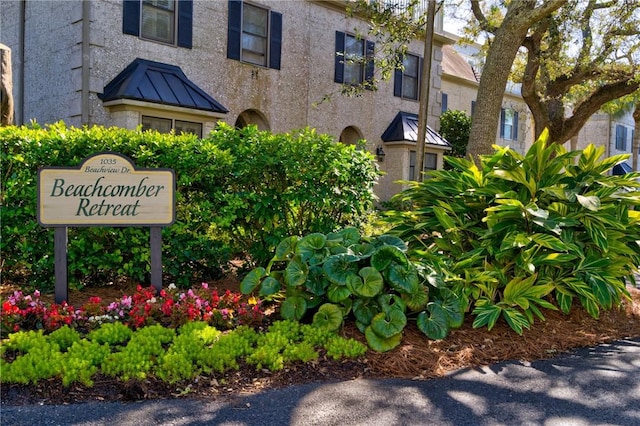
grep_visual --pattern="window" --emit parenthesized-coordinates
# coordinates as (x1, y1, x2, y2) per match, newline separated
(471, 100, 476, 117)
(500, 108, 519, 141)
(409, 151, 438, 180)
(616, 124, 628, 151)
(441, 93, 448, 113)
(142, 116, 202, 137)
(141, 0, 175, 43)
(393, 53, 421, 100)
(335, 31, 375, 86)
(123, 0, 193, 48)
(424, 153, 437, 171)
(409, 151, 416, 180)
(227, 0, 282, 70)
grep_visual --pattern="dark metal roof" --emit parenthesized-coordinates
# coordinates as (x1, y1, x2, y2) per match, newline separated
(613, 162, 633, 175)
(381, 111, 451, 148)
(98, 58, 228, 114)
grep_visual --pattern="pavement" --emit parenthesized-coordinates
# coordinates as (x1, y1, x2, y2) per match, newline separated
(2, 338, 639, 426)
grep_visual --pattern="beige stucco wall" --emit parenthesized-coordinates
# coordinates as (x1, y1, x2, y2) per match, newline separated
(571, 110, 637, 170)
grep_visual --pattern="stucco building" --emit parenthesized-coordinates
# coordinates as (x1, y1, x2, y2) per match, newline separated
(2, 0, 460, 201)
(2, 1, 633, 202)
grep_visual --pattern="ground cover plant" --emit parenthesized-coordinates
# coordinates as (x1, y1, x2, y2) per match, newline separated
(0, 285, 366, 390)
(386, 130, 640, 334)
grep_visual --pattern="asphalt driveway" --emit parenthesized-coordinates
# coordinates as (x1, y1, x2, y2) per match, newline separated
(2, 338, 639, 426)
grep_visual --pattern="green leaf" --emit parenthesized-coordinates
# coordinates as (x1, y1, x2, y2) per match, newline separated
(402, 285, 429, 311)
(327, 283, 352, 303)
(348, 267, 384, 298)
(304, 266, 328, 296)
(534, 253, 578, 265)
(258, 276, 281, 297)
(297, 233, 329, 265)
(416, 304, 449, 340)
(349, 243, 376, 258)
(323, 253, 359, 285)
(387, 264, 420, 294)
(312, 303, 343, 332)
(555, 291, 573, 314)
(353, 299, 379, 326)
(375, 234, 408, 251)
(274, 236, 298, 261)
(472, 299, 502, 331)
(284, 257, 309, 287)
(280, 296, 307, 321)
(339, 227, 361, 246)
(577, 195, 600, 211)
(436, 288, 464, 328)
(583, 218, 608, 251)
(370, 310, 407, 338)
(240, 267, 266, 294)
(377, 294, 407, 314)
(432, 206, 457, 231)
(579, 295, 600, 319)
(371, 246, 408, 271)
(502, 307, 530, 335)
(531, 234, 568, 251)
(365, 327, 402, 352)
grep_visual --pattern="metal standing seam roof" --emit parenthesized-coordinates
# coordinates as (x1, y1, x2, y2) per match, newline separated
(98, 58, 228, 114)
(613, 162, 633, 175)
(381, 111, 452, 149)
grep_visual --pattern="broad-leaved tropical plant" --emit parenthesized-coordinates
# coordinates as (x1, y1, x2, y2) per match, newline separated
(386, 130, 640, 334)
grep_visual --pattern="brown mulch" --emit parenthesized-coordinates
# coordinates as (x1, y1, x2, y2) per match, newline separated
(2, 278, 639, 406)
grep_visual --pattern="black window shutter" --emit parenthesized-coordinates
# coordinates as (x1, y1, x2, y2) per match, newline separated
(500, 108, 506, 138)
(123, 0, 140, 36)
(177, 0, 193, 48)
(418, 56, 423, 100)
(393, 67, 403, 97)
(269, 11, 282, 70)
(227, 0, 242, 60)
(364, 40, 375, 86)
(334, 31, 345, 83)
(513, 111, 519, 140)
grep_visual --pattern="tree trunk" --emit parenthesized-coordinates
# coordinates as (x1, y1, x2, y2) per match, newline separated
(467, 0, 567, 158)
(467, 22, 529, 158)
(0, 43, 14, 126)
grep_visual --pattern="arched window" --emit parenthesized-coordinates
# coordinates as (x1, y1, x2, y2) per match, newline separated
(235, 109, 270, 131)
(339, 126, 363, 146)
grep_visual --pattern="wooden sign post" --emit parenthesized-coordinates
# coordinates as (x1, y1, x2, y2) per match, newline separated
(37, 153, 175, 303)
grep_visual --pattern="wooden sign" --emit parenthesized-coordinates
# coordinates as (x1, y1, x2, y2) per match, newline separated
(37, 152, 175, 303)
(38, 152, 175, 226)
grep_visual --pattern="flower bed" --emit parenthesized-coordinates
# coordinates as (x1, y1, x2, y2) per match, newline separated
(1, 283, 264, 337)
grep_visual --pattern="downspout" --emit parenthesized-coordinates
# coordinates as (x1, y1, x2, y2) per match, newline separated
(19, 0, 26, 125)
(81, 0, 90, 124)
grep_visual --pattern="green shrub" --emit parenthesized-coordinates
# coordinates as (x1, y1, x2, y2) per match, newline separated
(1, 122, 379, 290)
(439, 109, 471, 161)
(241, 227, 464, 352)
(208, 124, 380, 264)
(386, 130, 640, 334)
(1, 122, 234, 289)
